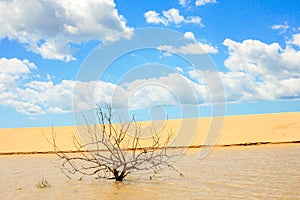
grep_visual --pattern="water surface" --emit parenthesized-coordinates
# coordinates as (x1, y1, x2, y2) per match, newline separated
(0, 144, 299, 199)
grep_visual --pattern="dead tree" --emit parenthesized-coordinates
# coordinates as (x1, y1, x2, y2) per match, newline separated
(52, 104, 182, 181)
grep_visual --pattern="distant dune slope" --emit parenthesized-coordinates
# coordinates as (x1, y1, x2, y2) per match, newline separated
(0, 112, 299, 153)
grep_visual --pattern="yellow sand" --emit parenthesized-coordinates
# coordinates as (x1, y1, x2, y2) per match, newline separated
(0, 112, 299, 153)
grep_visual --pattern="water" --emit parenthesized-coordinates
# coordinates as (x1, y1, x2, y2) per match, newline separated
(0, 144, 299, 199)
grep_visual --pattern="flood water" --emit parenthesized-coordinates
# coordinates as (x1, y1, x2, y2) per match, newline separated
(0, 144, 299, 200)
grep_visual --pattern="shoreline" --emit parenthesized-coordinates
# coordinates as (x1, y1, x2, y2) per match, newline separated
(1, 140, 299, 156)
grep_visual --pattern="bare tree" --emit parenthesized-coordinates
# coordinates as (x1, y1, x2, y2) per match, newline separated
(52, 104, 183, 181)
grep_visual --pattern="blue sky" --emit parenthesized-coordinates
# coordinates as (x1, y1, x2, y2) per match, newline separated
(0, 0, 300, 127)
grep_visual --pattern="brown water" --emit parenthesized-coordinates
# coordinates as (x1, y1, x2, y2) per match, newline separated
(0, 144, 299, 200)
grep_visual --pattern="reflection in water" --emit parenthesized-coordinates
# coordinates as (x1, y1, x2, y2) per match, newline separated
(0, 144, 299, 200)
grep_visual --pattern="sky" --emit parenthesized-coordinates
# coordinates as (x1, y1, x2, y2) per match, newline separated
(0, 0, 300, 128)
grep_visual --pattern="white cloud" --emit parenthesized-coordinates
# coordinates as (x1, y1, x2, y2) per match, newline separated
(179, 0, 193, 9)
(222, 38, 300, 101)
(185, 16, 202, 25)
(223, 38, 300, 79)
(184, 32, 196, 41)
(0, 58, 36, 76)
(0, 0, 132, 61)
(24, 80, 74, 113)
(157, 31, 218, 55)
(176, 66, 184, 73)
(162, 8, 185, 25)
(144, 8, 203, 26)
(158, 42, 218, 55)
(144, 11, 168, 25)
(271, 22, 289, 34)
(0, 61, 45, 115)
(123, 73, 209, 109)
(288, 33, 300, 47)
(0, 58, 71, 114)
(3, 35, 300, 115)
(0, 58, 37, 99)
(22, 79, 125, 114)
(0, 57, 129, 115)
(0, 74, 17, 92)
(0, 57, 211, 115)
(220, 71, 271, 102)
(35, 41, 75, 62)
(195, 0, 217, 6)
(0, 75, 119, 115)
(4, 100, 45, 115)
(179, 0, 189, 6)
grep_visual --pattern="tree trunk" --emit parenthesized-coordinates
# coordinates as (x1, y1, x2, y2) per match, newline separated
(113, 169, 125, 181)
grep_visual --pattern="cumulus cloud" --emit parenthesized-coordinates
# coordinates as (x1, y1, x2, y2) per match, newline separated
(1, 58, 72, 114)
(0, 0, 132, 61)
(0, 64, 119, 115)
(144, 11, 168, 26)
(156, 38, 300, 103)
(0, 57, 212, 115)
(195, 0, 217, 6)
(0, 58, 42, 115)
(288, 33, 300, 47)
(4, 100, 45, 115)
(184, 32, 196, 41)
(222, 38, 300, 101)
(223, 39, 300, 79)
(144, 8, 203, 26)
(0, 57, 36, 94)
(3, 36, 300, 115)
(157, 31, 217, 55)
(0, 58, 36, 76)
(18, 78, 125, 115)
(123, 73, 209, 109)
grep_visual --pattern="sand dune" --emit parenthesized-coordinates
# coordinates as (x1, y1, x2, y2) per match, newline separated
(0, 112, 299, 153)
